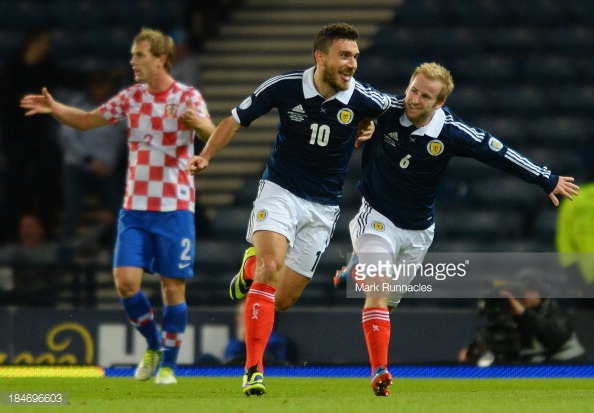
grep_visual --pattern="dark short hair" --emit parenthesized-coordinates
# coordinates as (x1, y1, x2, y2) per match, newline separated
(313, 22, 359, 55)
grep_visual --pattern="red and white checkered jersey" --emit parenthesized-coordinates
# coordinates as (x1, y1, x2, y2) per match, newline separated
(100, 81, 210, 212)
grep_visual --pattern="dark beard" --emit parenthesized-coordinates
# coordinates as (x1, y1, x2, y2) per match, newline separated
(323, 69, 349, 92)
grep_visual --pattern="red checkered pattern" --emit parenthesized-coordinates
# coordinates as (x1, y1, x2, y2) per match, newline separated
(129, 309, 154, 327)
(161, 331, 184, 348)
(100, 82, 210, 212)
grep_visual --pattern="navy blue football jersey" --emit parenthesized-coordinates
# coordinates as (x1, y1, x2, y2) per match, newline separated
(232, 67, 389, 205)
(359, 95, 559, 230)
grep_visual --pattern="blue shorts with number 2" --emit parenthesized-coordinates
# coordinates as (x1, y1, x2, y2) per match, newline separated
(113, 209, 195, 278)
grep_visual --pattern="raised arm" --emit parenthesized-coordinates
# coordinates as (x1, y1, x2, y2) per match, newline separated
(20, 87, 109, 130)
(185, 115, 242, 175)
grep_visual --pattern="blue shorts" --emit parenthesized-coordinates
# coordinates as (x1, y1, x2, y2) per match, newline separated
(113, 209, 196, 278)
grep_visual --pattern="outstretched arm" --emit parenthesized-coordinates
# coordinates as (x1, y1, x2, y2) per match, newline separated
(20, 87, 109, 130)
(548, 176, 579, 206)
(185, 115, 242, 175)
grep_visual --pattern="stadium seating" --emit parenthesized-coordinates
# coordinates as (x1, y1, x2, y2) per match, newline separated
(374, 0, 594, 257)
(50, 0, 108, 30)
(2, 0, 592, 308)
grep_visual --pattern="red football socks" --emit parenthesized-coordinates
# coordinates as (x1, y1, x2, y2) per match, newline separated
(362, 307, 391, 374)
(244, 283, 276, 372)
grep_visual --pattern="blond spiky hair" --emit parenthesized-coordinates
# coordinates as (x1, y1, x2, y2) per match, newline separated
(410, 62, 455, 102)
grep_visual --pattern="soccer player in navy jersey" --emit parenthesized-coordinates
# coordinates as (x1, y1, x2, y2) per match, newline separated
(186, 22, 389, 395)
(21, 28, 216, 384)
(334, 62, 579, 396)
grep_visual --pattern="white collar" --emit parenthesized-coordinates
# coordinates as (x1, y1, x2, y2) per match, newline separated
(302, 66, 355, 104)
(399, 107, 445, 137)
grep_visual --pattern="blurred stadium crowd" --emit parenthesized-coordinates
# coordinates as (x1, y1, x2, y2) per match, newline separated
(0, 0, 592, 309)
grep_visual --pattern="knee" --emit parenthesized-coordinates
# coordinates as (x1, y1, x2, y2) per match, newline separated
(161, 279, 186, 305)
(275, 295, 296, 311)
(114, 278, 139, 299)
(113, 268, 143, 299)
(256, 255, 284, 282)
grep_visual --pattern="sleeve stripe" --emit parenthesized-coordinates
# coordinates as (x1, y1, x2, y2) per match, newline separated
(505, 148, 551, 177)
(354, 82, 389, 108)
(445, 115, 485, 143)
(447, 114, 551, 178)
(254, 73, 302, 96)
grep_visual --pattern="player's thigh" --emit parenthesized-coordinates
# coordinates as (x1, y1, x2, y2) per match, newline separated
(251, 230, 290, 287)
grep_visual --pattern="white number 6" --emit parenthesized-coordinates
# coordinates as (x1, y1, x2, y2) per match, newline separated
(399, 154, 411, 169)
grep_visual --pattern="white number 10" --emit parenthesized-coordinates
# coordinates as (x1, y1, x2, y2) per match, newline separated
(309, 123, 330, 147)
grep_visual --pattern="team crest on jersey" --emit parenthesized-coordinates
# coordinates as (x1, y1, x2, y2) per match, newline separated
(256, 209, 268, 221)
(427, 139, 444, 156)
(239, 96, 252, 110)
(488, 137, 503, 152)
(337, 108, 354, 125)
(165, 104, 178, 118)
(371, 221, 385, 232)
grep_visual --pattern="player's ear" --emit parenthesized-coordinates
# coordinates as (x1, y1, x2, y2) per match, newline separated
(313, 49, 325, 66)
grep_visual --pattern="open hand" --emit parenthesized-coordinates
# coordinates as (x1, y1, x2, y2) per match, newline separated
(548, 176, 579, 206)
(20, 87, 54, 116)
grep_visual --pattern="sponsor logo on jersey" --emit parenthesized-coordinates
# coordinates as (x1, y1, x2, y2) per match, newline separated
(488, 137, 503, 151)
(337, 108, 354, 125)
(384, 132, 399, 146)
(256, 209, 268, 221)
(239, 96, 252, 110)
(427, 139, 444, 156)
(289, 104, 307, 122)
(372, 221, 385, 232)
(165, 104, 178, 118)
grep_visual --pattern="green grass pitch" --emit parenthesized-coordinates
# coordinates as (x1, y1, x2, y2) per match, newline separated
(1, 377, 593, 413)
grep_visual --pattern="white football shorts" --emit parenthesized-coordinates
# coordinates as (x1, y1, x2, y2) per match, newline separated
(246, 180, 340, 278)
(349, 198, 435, 304)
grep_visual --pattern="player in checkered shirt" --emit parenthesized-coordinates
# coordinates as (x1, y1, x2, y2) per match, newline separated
(21, 28, 216, 384)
